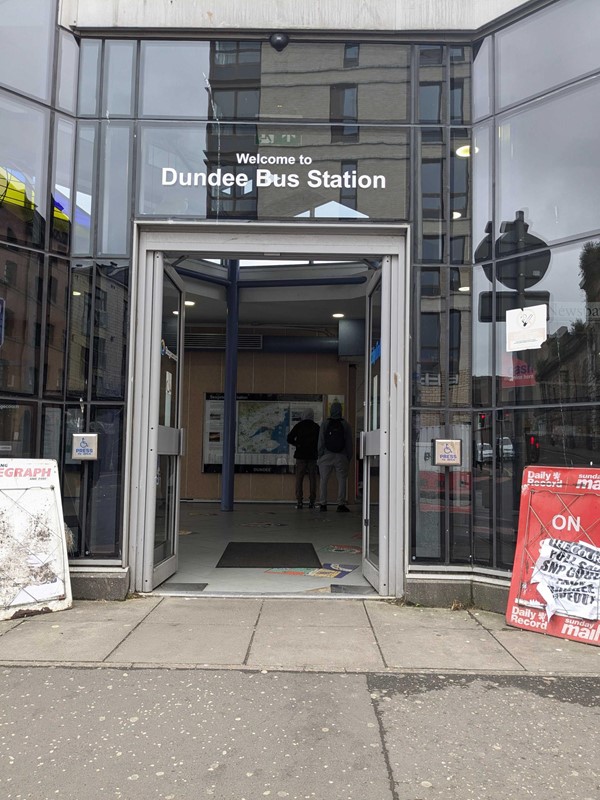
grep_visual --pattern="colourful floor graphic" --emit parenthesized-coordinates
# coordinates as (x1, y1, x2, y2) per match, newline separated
(266, 563, 358, 578)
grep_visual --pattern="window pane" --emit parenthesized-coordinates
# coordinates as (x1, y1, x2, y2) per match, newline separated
(0, 402, 36, 458)
(497, 80, 600, 246)
(449, 412, 472, 563)
(99, 123, 132, 256)
(472, 410, 493, 565)
(87, 406, 124, 557)
(497, 239, 600, 406)
(411, 410, 445, 561)
(0, 91, 49, 249)
(63, 406, 84, 555)
(51, 116, 76, 255)
(77, 40, 101, 117)
(72, 124, 97, 255)
(449, 269, 472, 406)
(140, 41, 212, 117)
(0, 245, 43, 395)
(93, 262, 129, 400)
(57, 30, 79, 114)
(450, 129, 471, 264)
(417, 128, 445, 263)
(138, 123, 409, 221)
(0, 0, 56, 102)
(67, 263, 93, 397)
(44, 257, 69, 397)
(472, 264, 494, 406)
(472, 123, 492, 264)
(496, 0, 600, 110)
(103, 41, 136, 117)
(472, 37, 492, 120)
(413, 269, 442, 406)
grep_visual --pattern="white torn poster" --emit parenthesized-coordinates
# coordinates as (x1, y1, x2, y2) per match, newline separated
(531, 538, 600, 621)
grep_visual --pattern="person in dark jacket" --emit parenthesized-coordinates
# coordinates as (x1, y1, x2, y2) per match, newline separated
(287, 408, 320, 509)
(317, 401, 353, 512)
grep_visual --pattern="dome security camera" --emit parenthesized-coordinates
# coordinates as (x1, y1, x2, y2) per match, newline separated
(269, 33, 290, 52)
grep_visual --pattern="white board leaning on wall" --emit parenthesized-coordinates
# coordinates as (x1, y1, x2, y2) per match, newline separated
(0, 459, 72, 621)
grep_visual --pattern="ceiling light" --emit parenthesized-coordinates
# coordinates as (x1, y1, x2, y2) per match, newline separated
(452, 211, 462, 220)
(173, 310, 179, 315)
(72, 290, 81, 296)
(332, 313, 345, 319)
(184, 300, 196, 307)
(458, 286, 471, 293)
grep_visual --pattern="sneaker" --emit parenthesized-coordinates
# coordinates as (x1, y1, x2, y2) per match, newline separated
(319, 505, 327, 512)
(336, 504, 350, 513)
(296, 502, 303, 509)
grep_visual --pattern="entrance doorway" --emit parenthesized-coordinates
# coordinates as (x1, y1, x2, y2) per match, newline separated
(128, 224, 408, 597)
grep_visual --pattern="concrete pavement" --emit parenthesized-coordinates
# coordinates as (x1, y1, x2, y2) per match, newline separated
(1, 597, 600, 674)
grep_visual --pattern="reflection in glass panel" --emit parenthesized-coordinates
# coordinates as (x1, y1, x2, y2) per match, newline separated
(160, 275, 180, 427)
(72, 124, 96, 255)
(103, 41, 136, 117)
(497, 79, 600, 246)
(57, 30, 79, 114)
(99, 123, 132, 256)
(496, 0, 600, 110)
(140, 41, 411, 123)
(417, 128, 445, 263)
(66, 264, 93, 397)
(450, 47, 471, 124)
(0, 0, 56, 102)
(77, 40, 101, 117)
(472, 122, 492, 264)
(368, 283, 381, 431)
(88, 406, 123, 557)
(497, 239, 600, 406)
(450, 129, 471, 264)
(93, 262, 129, 400)
(449, 267, 472, 407)
(418, 46, 444, 124)
(154, 454, 176, 565)
(411, 410, 444, 561)
(0, 91, 49, 249)
(449, 412, 471, 563)
(63, 406, 84, 557)
(367, 456, 380, 567)
(139, 123, 409, 221)
(0, 402, 35, 458)
(472, 264, 494, 407)
(472, 37, 492, 120)
(0, 245, 42, 395)
(472, 409, 493, 565)
(413, 268, 443, 406)
(51, 116, 75, 255)
(44, 258, 69, 397)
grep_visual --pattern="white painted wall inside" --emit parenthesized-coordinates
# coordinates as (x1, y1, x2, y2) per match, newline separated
(59, 0, 538, 33)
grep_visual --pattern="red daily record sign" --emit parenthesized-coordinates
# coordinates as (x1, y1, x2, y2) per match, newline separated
(507, 466, 600, 645)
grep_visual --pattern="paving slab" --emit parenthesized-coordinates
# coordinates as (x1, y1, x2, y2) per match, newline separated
(247, 625, 385, 670)
(61, 597, 161, 622)
(0, 618, 23, 636)
(470, 609, 513, 631)
(375, 626, 524, 671)
(144, 596, 262, 626)
(493, 628, 600, 673)
(258, 598, 370, 627)
(0, 619, 133, 662)
(105, 621, 254, 665)
(366, 603, 477, 630)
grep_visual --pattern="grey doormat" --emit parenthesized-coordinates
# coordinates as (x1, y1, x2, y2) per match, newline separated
(216, 541, 321, 569)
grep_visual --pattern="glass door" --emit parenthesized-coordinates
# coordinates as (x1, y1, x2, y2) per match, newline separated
(362, 264, 390, 593)
(140, 257, 185, 590)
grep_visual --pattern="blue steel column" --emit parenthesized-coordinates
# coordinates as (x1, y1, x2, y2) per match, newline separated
(221, 259, 239, 511)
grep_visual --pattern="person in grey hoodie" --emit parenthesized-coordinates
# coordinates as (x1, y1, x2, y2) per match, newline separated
(317, 401, 353, 512)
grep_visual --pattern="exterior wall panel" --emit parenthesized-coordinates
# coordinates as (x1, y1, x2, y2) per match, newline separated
(61, 0, 536, 33)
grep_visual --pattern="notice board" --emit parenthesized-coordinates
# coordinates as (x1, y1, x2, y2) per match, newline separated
(506, 466, 600, 645)
(0, 459, 72, 620)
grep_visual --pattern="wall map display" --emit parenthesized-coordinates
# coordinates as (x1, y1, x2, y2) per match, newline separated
(203, 393, 324, 474)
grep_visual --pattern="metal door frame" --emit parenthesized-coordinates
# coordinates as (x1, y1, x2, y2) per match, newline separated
(127, 222, 410, 596)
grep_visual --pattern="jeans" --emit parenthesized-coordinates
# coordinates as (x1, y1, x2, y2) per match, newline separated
(294, 459, 318, 503)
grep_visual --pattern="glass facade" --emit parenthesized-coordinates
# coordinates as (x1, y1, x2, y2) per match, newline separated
(1, 0, 599, 583)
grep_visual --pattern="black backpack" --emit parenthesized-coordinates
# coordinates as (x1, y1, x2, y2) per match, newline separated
(325, 418, 346, 453)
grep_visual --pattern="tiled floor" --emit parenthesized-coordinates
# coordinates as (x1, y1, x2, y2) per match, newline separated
(154, 501, 375, 596)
